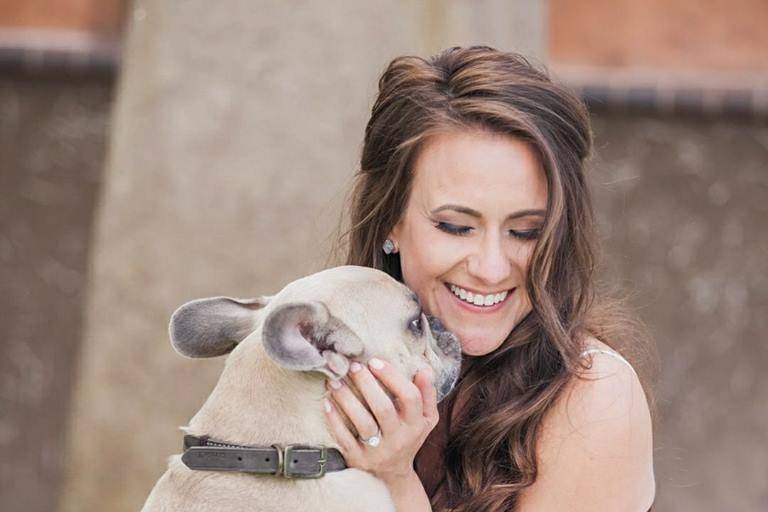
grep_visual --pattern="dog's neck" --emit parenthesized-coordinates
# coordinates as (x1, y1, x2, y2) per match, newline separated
(183, 341, 337, 449)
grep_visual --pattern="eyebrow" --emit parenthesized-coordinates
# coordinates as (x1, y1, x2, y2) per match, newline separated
(430, 204, 546, 221)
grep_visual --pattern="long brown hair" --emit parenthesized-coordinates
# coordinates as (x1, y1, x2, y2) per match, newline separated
(328, 45, 656, 512)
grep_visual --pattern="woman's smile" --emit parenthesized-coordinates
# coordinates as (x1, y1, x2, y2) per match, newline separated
(442, 282, 514, 314)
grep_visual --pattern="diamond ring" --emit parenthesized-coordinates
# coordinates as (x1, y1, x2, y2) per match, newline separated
(360, 429, 382, 447)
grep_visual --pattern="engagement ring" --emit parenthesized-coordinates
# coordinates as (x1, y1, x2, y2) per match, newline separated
(360, 429, 381, 447)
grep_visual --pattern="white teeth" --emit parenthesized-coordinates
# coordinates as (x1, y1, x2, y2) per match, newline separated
(448, 284, 510, 307)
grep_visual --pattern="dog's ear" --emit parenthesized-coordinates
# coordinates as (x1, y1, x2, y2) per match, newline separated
(169, 296, 271, 358)
(262, 301, 364, 380)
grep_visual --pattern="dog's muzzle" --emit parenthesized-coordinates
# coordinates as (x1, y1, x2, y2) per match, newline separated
(426, 315, 461, 401)
(426, 315, 461, 360)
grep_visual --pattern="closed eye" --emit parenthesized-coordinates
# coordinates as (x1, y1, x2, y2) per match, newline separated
(511, 228, 541, 240)
(435, 222, 472, 236)
(435, 222, 541, 241)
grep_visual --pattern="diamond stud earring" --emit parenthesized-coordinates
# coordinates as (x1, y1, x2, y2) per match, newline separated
(382, 238, 398, 254)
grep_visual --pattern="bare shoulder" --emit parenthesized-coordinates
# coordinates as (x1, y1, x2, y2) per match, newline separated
(516, 337, 656, 511)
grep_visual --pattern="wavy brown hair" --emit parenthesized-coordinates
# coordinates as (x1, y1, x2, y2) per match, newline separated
(328, 46, 656, 511)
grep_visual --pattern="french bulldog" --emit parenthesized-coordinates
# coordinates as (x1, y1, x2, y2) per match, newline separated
(140, 265, 461, 512)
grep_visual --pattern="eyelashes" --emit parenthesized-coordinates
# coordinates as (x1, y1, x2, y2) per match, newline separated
(434, 222, 541, 241)
(510, 229, 541, 241)
(435, 222, 472, 236)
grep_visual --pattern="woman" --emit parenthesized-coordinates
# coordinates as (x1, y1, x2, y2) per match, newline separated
(322, 46, 656, 511)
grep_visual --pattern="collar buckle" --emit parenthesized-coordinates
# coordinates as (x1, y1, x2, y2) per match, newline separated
(280, 444, 327, 478)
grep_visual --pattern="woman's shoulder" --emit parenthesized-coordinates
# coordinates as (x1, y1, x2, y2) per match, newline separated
(548, 339, 651, 444)
(578, 338, 638, 376)
(568, 338, 650, 439)
(516, 336, 655, 511)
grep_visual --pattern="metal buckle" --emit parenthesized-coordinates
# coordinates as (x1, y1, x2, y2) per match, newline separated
(282, 444, 327, 478)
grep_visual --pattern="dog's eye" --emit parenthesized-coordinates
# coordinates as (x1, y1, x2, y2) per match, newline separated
(408, 315, 423, 336)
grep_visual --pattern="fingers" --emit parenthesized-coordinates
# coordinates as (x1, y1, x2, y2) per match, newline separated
(367, 358, 430, 424)
(322, 398, 362, 459)
(326, 378, 382, 439)
(345, 361, 401, 436)
(413, 367, 439, 427)
(322, 361, 442, 480)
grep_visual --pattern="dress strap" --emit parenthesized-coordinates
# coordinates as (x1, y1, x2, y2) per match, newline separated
(579, 348, 638, 378)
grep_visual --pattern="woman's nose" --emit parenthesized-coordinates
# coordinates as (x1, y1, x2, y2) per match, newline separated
(466, 234, 512, 286)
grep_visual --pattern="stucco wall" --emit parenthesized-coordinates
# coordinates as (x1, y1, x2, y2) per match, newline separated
(0, 74, 113, 512)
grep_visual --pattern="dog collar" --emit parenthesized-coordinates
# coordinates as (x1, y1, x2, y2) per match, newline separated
(181, 435, 347, 478)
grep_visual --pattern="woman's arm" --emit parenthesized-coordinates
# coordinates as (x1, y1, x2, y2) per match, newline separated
(382, 470, 434, 512)
(516, 348, 656, 511)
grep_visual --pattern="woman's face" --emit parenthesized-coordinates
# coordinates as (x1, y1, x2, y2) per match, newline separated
(390, 129, 547, 356)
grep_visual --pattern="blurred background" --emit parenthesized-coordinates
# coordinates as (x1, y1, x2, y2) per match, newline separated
(1, 0, 765, 510)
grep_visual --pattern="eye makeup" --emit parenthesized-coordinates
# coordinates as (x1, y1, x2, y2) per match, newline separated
(433, 221, 541, 240)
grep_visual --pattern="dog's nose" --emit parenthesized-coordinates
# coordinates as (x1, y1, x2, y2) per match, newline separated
(426, 315, 445, 334)
(426, 314, 461, 364)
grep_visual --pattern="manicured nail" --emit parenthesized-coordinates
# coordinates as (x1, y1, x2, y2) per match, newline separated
(350, 361, 362, 373)
(328, 379, 342, 389)
(368, 358, 384, 370)
(323, 398, 333, 413)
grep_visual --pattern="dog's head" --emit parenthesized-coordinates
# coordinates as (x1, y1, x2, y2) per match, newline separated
(169, 265, 462, 401)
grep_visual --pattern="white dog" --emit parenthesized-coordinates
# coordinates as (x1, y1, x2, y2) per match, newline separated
(140, 265, 461, 512)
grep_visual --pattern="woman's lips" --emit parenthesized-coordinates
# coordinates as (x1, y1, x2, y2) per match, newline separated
(443, 282, 514, 314)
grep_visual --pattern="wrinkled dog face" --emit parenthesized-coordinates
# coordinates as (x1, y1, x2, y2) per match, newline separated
(170, 265, 462, 401)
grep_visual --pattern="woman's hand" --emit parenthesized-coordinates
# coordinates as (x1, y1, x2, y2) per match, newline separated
(323, 357, 439, 485)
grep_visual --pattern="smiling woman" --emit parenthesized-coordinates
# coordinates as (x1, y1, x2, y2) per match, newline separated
(326, 45, 655, 512)
(390, 130, 546, 357)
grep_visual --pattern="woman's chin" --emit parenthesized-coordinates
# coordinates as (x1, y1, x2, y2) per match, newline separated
(456, 330, 508, 356)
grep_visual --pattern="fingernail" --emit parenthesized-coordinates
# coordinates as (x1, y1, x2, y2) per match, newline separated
(323, 398, 332, 413)
(368, 358, 384, 370)
(350, 361, 362, 373)
(328, 379, 342, 389)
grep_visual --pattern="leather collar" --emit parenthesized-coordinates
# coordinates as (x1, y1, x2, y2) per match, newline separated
(181, 434, 347, 478)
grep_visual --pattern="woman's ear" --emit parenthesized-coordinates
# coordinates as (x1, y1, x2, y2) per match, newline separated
(388, 223, 401, 244)
(261, 301, 364, 380)
(169, 296, 271, 358)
